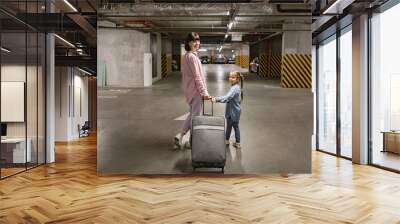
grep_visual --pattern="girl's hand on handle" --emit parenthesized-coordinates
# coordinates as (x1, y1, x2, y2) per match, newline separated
(211, 97, 216, 103)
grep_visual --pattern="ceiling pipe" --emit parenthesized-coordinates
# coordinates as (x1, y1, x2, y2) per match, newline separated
(249, 32, 282, 45)
(276, 4, 310, 13)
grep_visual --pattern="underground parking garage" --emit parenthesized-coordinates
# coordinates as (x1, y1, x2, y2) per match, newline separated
(97, 0, 313, 174)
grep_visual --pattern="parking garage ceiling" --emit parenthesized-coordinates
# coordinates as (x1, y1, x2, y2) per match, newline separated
(99, 0, 312, 44)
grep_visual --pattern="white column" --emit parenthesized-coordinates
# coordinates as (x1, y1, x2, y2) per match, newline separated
(46, 33, 55, 163)
(352, 14, 369, 164)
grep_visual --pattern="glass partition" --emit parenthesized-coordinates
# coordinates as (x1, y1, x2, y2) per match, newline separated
(1, 24, 28, 178)
(0, 1, 46, 179)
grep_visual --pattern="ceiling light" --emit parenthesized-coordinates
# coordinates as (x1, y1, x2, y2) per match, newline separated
(227, 22, 233, 30)
(78, 67, 92, 76)
(63, 0, 78, 12)
(54, 34, 75, 48)
(322, 0, 349, 15)
(225, 34, 229, 39)
(227, 11, 230, 16)
(1, 47, 11, 53)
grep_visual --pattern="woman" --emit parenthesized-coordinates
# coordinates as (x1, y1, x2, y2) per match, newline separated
(174, 32, 211, 148)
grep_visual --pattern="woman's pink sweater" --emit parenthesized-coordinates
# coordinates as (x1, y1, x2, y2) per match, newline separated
(181, 51, 209, 104)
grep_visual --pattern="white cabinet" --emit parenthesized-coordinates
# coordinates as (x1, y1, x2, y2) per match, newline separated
(1, 138, 32, 163)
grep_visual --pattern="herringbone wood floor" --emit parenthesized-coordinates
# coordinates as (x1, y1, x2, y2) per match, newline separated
(1, 135, 400, 224)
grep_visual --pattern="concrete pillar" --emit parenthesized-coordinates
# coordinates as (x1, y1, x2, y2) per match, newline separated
(240, 44, 249, 70)
(154, 33, 162, 82)
(281, 23, 312, 88)
(161, 38, 172, 78)
(257, 37, 282, 78)
(235, 49, 240, 66)
(352, 14, 369, 165)
(97, 28, 151, 88)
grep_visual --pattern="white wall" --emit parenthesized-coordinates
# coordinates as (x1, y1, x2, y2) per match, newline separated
(55, 67, 89, 141)
(1, 65, 39, 137)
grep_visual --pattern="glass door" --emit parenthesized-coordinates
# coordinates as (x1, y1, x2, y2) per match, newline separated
(317, 35, 337, 154)
(339, 26, 352, 158)
(370, 3, 400, 171)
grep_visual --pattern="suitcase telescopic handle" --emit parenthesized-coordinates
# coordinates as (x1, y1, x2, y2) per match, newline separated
(202, 98, 213, 116)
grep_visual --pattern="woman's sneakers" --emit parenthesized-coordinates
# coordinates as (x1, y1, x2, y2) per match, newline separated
(227, 140, 241, 149)
(233, 142, 241, 149)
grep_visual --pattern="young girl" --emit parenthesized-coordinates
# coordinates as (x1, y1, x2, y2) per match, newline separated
(212, 71, 243, 149)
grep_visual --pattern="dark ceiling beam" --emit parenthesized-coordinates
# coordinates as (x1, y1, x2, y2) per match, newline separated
(67, 14, 97, 38)
(55, 55, 96, 70)
(85, 0, 97, 12)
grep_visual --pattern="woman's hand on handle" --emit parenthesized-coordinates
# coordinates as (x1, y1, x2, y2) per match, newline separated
(203, 95, 211, 100)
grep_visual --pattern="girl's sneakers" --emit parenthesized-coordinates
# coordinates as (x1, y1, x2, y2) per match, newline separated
(233, 142, 241, 149)
(225, 140, 230, 146)
(174, 133, 183, 149)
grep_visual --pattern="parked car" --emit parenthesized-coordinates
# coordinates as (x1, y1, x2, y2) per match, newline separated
(214, 55, 227, 64)
(227, 57, 235, 64)
(200, 56, 210, 64)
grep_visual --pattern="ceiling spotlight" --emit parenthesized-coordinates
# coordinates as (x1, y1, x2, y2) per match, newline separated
(225, 34, 228, 39)
(1, 47, 11, 53)
(63, 0, 78, 12)
(78, 67, 92, 76)
(54, 34, 75, 48)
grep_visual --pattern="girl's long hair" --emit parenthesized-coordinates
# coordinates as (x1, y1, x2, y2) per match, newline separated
(231, 71, 244, 102)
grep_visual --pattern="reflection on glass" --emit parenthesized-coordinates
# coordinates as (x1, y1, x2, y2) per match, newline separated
(318, 36, 337, 154)
(340, 29, 352, 158)
(371, 4, 400, 171)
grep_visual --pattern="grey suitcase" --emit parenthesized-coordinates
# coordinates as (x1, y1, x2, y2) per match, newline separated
(191, 99, 226, 172)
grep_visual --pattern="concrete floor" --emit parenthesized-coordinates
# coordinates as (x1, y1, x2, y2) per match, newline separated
(98, 64, 313, 174)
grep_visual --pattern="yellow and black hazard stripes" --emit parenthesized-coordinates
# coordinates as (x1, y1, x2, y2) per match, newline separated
(240, 55, 249, 69)
(166, 55, 172, 75)
(162, 54, 167, 78)
(281, 54, 311, 88)
(270, 53, 281, 78)
(258, 54, 281, 78)
(235, 55, 241, 66)
(259, 54, 268, 77)
(162, 54, 172, 78)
